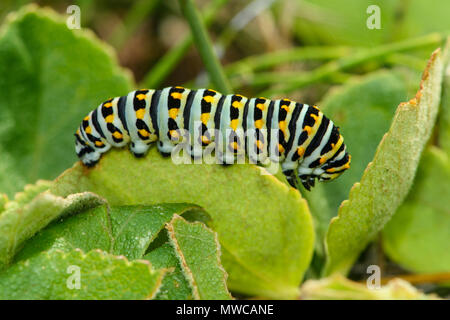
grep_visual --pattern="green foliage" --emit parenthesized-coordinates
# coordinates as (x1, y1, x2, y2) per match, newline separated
(382, 147, 450, 273)
(324, 48, 445, 275)
(300, 274, 438, 300)
(166, 215, 231, 300)
(0, 3, 449, 300)
(0, 5, 133, 197)
(0, 249, 165, 300)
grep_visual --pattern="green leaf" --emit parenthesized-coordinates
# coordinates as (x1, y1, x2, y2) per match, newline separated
(324, 47, 445, 275)
(51, 148, 314, 299)
(300, 274, 438, 300)
(438, 48, 450, 154)
(0, 5, 133, 197)
(143, 243, 193, 300)
(305, 71, 408, 253)
(166, 214, 231, 300)
(382, 147, 450, 273)
(0, 249, 165, 300)
(0, 187, 104, 270)
(14, 203, 197, 262)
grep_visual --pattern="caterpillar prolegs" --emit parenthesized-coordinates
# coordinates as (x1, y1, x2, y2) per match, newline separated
(75, 86, 351, 190)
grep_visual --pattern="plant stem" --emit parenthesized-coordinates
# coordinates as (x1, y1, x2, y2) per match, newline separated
(140, 0, 228, 89)
(258, 33, 443, 97)
(178, 0, 231, 94)
(108, 0, 161, 50)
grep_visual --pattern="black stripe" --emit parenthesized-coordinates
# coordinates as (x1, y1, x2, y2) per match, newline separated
(117, 96, 129, 134)
(150, 89, 161, 136)
(323, 144, 345, 166)
(242, 98, 250, 155)
(214, 95, 226, 133)
(183, 89, 196, 132)
(91, 109, 106, 139)
(266, 100, 275, 156)
(285, 103, 302, 155)
(304, 116, 330, 158)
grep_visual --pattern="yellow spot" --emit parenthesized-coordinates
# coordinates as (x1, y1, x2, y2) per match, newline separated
(203, 95, 214, 103)
(231, 142, 239, 150)
(304, 126, 312, 134)
(83, 116, 89, 121)
(104, 102, 113, 108)
(112, 131, 122, 139)
(95, 141, 104, 147)
(331, 143, 335, 148)
(258, 97, 267, 100)
(256, 140, 263, 150)
(170, 130, 179, 139)
(319, 157, 326, 164)
(175, 86, 185, 89)
(254, 119, 263, 129)
(139, 129, 149, 138)
(311, 114, 319, 121)
(232, 101, 242, 109)
(170, 92, 182, 100)
(105, 115, 114, 123)
(278, 144, 285, 153)
(297, 147, 305, 157)
(279, 121, 286, 134)
(281, 105, 290, 112)
(230, 119, 239, 131)
(256, 103, 265, 110)
(76, 129, 80, 135)
(136, 108, 145, 119)
(201, 113, 210, 124)
(85, 126, 92, 134)
(201, 136, 211, 144)
(136, 93, 147, 100)
(169, 108, 179, 119)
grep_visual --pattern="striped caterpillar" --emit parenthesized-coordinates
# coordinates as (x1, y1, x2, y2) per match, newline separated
(75, 86, 350, 190)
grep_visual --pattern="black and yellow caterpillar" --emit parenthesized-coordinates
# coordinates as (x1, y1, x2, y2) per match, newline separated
(75, 86, 350, 190)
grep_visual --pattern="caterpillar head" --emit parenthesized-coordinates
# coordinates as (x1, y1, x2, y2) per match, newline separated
(74, 131, 101, 167)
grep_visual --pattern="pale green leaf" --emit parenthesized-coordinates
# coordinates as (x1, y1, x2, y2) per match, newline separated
(0, 249, 165, 300)
(167, 214, 231, 300)
(143, 243, 193, 300)
(324, 47, 445, 275)
(0, 185, 105, 270)
(300, 274, 438, 300)
(382, 147, 450, 273)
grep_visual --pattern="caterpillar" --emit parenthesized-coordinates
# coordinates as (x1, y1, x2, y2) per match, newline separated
(75, 86, 350, 190)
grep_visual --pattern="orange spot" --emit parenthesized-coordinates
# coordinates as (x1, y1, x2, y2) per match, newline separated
(232, 101, 242, 109)
(85, 126, 92, 134)
(230, 119, 239, 131)
(256, 140, 263, 150)
(278, 144, 285, 153)
(95, 141, 104, 147)
(83, 116, 89, 121)
(319, 157, 326, 164)
(256, 103, 265, 110)
(231, 141, 239, 150)
(201, 136, 211, 144)
(170, 130, 179, 139)
(139, 129, 149, 138)
(136, 108, 145, 119)
(169, 108, 179, 119)
(279, 121, 286, 134)
(254, 119, 263, 129)
(297, 147, 305, 157)
(304, 126, 312, 134)
(136, 93, 147, 100)
(104, 102, 113, 108)
(170, 92, 182, 100)
(112, 131, 122, 139)
(311, 114, 319, 121)
(105, 115, 114, 123)
(201, 113, 210, 125)
(203, 95, 214, 103)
